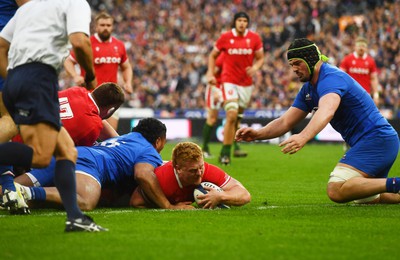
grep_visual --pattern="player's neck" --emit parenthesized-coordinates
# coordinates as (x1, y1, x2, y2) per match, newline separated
(310, 61, 323, 86)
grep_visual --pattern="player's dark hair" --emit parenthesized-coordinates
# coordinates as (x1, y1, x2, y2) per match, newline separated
(132, 118, 167, 145)
(92, 82, 124, 108)
(231, 11, 250, 28)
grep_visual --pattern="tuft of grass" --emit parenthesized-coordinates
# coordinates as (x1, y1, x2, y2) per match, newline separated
(1, 143, 400, 260)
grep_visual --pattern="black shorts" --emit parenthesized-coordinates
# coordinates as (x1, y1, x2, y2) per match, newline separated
(3, 62, 61, 131)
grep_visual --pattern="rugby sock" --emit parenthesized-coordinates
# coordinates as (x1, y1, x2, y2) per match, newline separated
(0, 170, 15, 192)
(202, 123, 213, 152)
(27, 187, 45, 201)
(233, 140, 240, 151)
(386, 178, 400, 193)
(0, 142, 33, 169)
(53, 159, 83, 219)
(220, 145, 231, 157)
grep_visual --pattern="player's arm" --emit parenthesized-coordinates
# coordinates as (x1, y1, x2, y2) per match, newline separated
(246, 49, 264, 77)
(69, 32, 97, 90)
(98, 120, 119, 141)
(279, 93, 340, 154)
(370, 72, 379, 105)
(0, 37, 10, 79)
(63, 55, 85, 86)
(206, 48, 220, 85)
(134, 162, 195, 209)
(199, 178, 251, 208)
(120, 60, 133, 94)
(236, 106, 307, 142)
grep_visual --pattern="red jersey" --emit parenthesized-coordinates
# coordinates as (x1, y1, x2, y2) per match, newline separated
(215, 29, 263, 86)
(12, 87, 103, 146)
(59, 87, 103, 146)
(154, 161, 231, 205)
(339, 52, 377, 93)
(71, 34, 128, 86)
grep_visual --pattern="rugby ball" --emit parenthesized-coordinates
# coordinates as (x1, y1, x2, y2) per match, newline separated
(193, 182, 230, 209)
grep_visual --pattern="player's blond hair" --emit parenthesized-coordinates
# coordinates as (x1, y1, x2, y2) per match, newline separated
(95, 12, 113, 23)
(172, 142, 203, 167)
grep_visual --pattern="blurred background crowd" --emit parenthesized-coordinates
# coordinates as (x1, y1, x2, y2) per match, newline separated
(59, 0, 400, 118)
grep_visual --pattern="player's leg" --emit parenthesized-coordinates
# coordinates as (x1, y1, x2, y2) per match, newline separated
(202, 108, 218, 158)
(0, 92, 18, 143)
(327, 135, 400, 204)
(22, 172, 101, 211)
(219, 83, 239, 165)
(233, 107, 247, 158)
(220, 103, 238, 165)
(233, 85, 253, 158)
(202, 84, 222, 158)
(0, 123, 55, 214)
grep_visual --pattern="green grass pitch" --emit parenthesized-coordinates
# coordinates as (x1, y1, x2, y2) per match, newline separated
(1, 142, 400, 259)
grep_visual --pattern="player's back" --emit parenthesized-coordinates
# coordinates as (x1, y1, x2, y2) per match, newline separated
(80, 132, 163, 184)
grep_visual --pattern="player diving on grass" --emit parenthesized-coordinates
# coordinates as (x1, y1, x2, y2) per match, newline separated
(131, 142, 251, 209)
(236, 38, 400, 204)
(14, 118, 194, 210)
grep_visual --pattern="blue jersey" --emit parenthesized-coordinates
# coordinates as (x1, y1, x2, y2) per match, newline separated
(28, 132, 163, 187)
(76, 132, 163, 186)
(292, 63, 397, 146)
(0, 0, 17, 90)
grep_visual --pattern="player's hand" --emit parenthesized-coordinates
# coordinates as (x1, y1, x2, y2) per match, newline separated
(123, 83, 133, 95)
(235, 127, 257, 142)
(245, 66, 257, 77)
(196, 187, 222, 209)
(168, 202, 196, 210)
(206, 74, 217, 85)
(85, 78, 97, 91)
(74, 75, 85, 86)
(279, 134, 307, 154)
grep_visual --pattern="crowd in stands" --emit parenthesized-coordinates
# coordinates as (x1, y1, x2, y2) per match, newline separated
(60, 0, 400, 118)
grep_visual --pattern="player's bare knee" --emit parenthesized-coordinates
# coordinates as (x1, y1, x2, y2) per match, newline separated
(77, 199, 95, 211)
(326, 185, 347, 203)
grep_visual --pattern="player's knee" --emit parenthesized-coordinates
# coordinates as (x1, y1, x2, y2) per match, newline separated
(326, 185, 347, 203)
(224, 101, 239, 112)
(77, 197, 96, 211)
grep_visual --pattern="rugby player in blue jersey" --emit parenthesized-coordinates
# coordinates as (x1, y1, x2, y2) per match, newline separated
(236, 38, 400, 204)
(15, 118, 194, 210)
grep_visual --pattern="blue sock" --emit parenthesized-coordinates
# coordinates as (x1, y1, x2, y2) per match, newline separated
(386, 177, 400, 193)
(53, 160, 83, 220)
(30, 187, 46, 201)
(0, 169, 15, 192)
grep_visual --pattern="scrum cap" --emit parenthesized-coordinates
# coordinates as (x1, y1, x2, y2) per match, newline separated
(287, 38, 329, 78)
(233, 11, 250, 26)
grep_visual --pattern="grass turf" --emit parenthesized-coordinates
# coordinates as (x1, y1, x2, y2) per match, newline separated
(1, 142, 400, 259)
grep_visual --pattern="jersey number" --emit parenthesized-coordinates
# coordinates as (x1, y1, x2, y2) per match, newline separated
(59, 97, 74, 120)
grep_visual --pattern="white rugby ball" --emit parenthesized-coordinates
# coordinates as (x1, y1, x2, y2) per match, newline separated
(193, 182, 230, 209)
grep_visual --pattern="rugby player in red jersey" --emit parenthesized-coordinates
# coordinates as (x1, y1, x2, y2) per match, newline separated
(206, 11, 264, 165)
(64, 12, 133, 130)
(130, 142, 251, 209)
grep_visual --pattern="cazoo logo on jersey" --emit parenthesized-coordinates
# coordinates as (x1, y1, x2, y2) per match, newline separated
(228, 48, 253, 55)
(94, 57, 121, 64)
